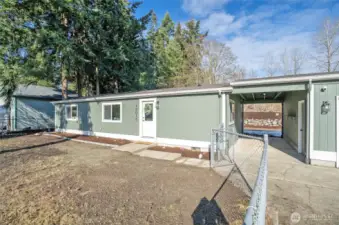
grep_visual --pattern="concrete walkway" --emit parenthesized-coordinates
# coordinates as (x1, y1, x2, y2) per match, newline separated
(113, 143, 209, 168)
(215, 137, 339, 225)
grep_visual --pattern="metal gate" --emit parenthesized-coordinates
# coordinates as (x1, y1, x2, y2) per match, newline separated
(210, 127, 264, 168)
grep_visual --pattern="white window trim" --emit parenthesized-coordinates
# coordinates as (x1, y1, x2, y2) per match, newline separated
(65, 104, 78, 121)
(102, 102, 122, 123)
(229, 99, 235, 125)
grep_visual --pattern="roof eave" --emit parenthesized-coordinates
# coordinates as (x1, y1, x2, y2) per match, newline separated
(53, 87, 233, 104)
(231, 73, 339, 87)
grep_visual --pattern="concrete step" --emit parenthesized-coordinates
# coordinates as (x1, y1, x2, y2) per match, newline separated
(176, 157, 210, 168)
(113, 143, 151, 153)
(135, 149, 182, 161)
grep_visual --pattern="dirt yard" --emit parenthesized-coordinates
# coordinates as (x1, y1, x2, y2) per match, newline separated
(0, 134, 249, 225)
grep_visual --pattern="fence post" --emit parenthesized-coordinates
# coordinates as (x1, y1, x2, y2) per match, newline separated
(210, 129, 214, 168)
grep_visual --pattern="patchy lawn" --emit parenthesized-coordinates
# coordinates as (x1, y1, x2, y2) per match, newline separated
(0, 134, 249, 225)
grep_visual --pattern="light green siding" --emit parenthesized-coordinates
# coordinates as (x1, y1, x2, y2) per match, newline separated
(229, 95, 242, 133)
(56, 94, 221, 142)
(313, 82, 339, 152)
(283, 91, 307, 148)
(157, 94, 220, 142)
(56, 99, 139, 136)
(15, 97, 55, 130)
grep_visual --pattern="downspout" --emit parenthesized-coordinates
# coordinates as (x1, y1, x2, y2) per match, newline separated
(306, 79, 312, 164)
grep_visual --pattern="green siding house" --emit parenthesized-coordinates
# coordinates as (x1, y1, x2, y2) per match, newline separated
(54, 72, 339, 168)
(7, 85, 76, 131)
(55, 85, 231, 150)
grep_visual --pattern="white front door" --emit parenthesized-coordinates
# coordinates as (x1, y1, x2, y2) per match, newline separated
(140, 99, 156, 138)
(298, 100, 305, 154)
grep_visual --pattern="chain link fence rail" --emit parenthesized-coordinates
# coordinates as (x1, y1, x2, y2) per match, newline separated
(210, 127, 269, 225)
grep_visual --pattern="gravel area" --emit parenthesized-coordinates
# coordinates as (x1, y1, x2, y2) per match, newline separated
(0, 134, 249, 225)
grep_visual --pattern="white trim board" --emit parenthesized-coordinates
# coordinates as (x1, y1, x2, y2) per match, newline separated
(222, 93, 226, 127)
(337, 96, 339, 168)
(310, 84, 314, 162)
(231, 73, 339, 87)
(310, 150, 337, 162)
(55, 129, 210, 152)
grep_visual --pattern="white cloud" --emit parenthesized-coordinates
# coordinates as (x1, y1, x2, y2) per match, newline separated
(201, 12, 244, 37)
(198, 3, 338, 76)
(182, 0, 230, 17)
(225, 32, 317, 75)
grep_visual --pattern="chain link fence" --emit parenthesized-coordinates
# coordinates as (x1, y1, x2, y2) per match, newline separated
(210, 127, 269, 225)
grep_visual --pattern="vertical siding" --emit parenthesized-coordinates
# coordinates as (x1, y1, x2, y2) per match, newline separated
(15, 97, 55, 130)
(56, 100, 139, 136)
(156, 94, 221, 142)
(283, 91, 307, 148)
(313, 82, 339, 152)
(229, 95, 242, 133)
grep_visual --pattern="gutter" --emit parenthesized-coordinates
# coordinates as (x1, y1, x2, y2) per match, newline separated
(306, 79, 312, 164)
(231, 73, 339, 87)
(53, 87, 233, 104)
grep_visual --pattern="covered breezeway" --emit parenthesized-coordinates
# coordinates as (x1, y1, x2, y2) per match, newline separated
(227, 81, 310, 163)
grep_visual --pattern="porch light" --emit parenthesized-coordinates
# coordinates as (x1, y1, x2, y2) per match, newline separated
(156, 101, 160, 110)
(321, 101, 330, 114)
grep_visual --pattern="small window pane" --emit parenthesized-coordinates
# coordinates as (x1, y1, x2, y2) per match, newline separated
(66, 106, 71, 119)
(104, 105, 111, 120)
(144, 103, 153, 121)
(71, 106, 77, 118)
(112, 104, 121, 121)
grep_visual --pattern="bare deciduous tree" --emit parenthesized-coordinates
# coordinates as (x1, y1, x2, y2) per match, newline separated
(314, 19, 339, 72)
(263, 52, 280, 77)
(280, 49, 291, 75)
(202, 40, 239, 83)
(290, 48, 306, 75)
(279, 48, 306, 75)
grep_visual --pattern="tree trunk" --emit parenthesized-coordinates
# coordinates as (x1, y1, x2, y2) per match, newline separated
(61, 68, 68, 99)
(96, 65, 100, 96)
(76, 71, 82, 97)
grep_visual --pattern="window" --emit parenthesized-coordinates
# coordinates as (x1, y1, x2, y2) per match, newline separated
(102, 102, 122, 123)
(66, 104, 78, 121)
(229, 100, 235, 125)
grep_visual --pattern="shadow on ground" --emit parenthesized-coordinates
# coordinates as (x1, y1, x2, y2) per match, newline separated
(192, 164, 251, 225)
(268, 137, 305, 163)
(192, 197, 228, 225)
(0, 134, 79, 154)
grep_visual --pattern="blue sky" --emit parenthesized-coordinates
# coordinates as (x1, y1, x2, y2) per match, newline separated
(136, 0, 339, 75)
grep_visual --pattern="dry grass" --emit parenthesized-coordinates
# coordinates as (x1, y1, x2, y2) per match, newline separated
(0, 134, 249, 224)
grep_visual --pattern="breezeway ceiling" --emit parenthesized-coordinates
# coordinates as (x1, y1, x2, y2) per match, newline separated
(235, 91, 286, 102)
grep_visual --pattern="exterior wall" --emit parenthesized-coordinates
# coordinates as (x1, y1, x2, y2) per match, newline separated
(55, 99, 139, 136)
(229, 94, 242, 133)
(56, 94, 221, 143)
(14, 97, 55, 130)
(157, 94, 220, 142)
(283, 91, 307, 149)
(313, 82, 339, 153)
